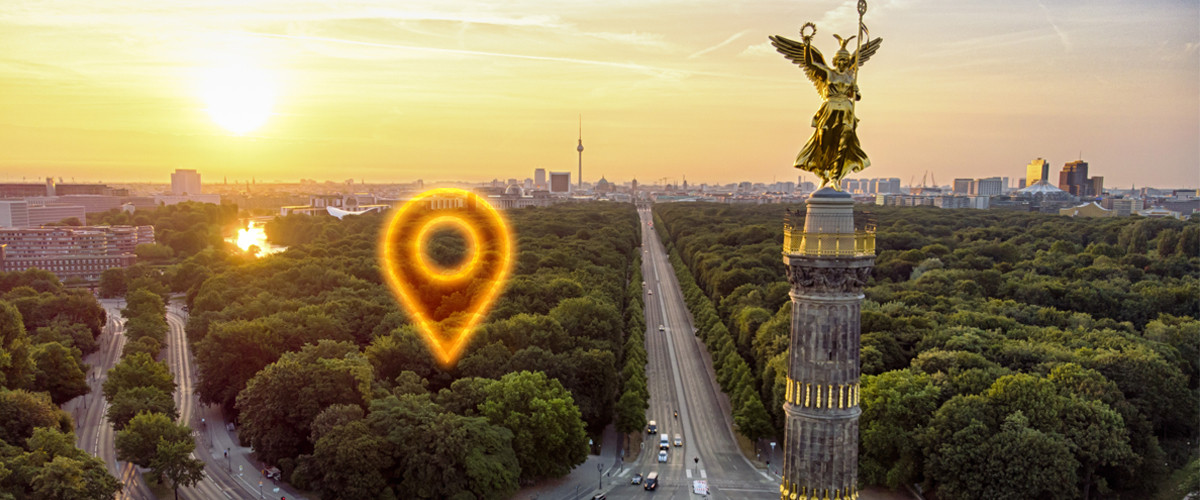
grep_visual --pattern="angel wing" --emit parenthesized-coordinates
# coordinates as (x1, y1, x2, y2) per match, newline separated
(851, 37, 884, 70)
(769, 34, 828, 95)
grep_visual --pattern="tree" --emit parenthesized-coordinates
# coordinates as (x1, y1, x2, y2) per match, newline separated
(121, 336, 162, 361)
(98, 269, 127, 298)
(150, 438, 205, 500)
(733, 394, 775, 441)
(29, 341, 90, 405)
(30, 455, 122, 500)
(0, 389, 71, 445)
(614, 389, 647, 435)
(0, 300, 35, 389)
(114, 412, 192, 467)
(123, 315, 167, 345)
(859, 370, 941, 489)
(478, 371, 587, 481)
(369, 395, 519, 499)
(121, 288, 165, 321)
(31, 322, 98, 357)
(234, 341, 372, 464)
(195, 318, 286, 410)
(106, 387, 177, 430)
(547, 297, 623, 350)
(102, 352, 175, 402)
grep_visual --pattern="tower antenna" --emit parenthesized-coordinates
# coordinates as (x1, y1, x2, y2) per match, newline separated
(576, 114, 584, 190)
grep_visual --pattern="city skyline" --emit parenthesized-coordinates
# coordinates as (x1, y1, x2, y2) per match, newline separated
(1, 0, 1197, 188)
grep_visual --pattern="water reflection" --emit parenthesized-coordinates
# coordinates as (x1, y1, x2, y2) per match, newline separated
(228, 220, 286, 256)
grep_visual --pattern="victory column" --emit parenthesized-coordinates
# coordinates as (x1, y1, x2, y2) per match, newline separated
(771, 2, 880, 499)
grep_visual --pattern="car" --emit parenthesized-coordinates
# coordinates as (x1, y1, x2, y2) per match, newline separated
(657, 450, 668, 462)
(659, 435, 670, 450)
(647, 290, 653, 295)
(647, 420, 657, 434)
(673, 434, 683, 447)
(631, 473, 643, 485)
(643, 472, 659, 491)
(591, 495, 607, 500)
(658, 325, 665, 332)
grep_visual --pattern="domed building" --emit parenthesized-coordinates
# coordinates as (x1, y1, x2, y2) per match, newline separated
(594, 176, 614, 195)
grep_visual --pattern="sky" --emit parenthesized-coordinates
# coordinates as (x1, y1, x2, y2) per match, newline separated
(1, 0, 1197, 188)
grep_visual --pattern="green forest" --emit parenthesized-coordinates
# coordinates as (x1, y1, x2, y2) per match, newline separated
(653, 202, 1199, 499)
(0, 270, 121, 499)
(180, 202, 645, 499)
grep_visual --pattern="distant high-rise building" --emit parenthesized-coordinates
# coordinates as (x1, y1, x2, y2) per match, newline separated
(1091, 176, 1104, 197)
(1026, 158, 1049, 185)
(171, 169, 202, 196)
(549, 172, 571, 193)
(975, 177, 1003, 196)
(1018, 178, 1028, 189)
(1058, 160, 1091, 196)
(534, 168, 547, 189)
(953, 178, 973, 195)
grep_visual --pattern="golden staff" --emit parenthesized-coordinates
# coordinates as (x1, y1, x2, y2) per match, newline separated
(853, 0, 868, 89)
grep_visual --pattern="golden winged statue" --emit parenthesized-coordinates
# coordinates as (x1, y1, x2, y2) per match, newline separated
(771, 19, 882, 191)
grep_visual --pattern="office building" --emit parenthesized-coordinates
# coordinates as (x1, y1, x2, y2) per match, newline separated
(975, 177, 1003, 196)
(1059, 160, 1092, 197)
(953, 178, 972, 194)
(0, 225, 153, 282)
(0, 201, 31, 228)
(28, 204, 86, 226)
(534, 169, 547, 189)
(171, 169, 202, 195)
(1109, 198, 1144, 216)
(1026, 158, 1049, 185)
(549, 172, 571, 193)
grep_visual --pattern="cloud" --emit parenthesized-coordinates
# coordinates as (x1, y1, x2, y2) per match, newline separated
(688, 30, 750, 59)
(737, 41, 776, 58)
(1037, 1, 1072, 52)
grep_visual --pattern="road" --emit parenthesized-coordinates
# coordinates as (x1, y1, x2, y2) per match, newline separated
(604, 207, 778, 499)
(64, 299, 155, 500)
(165, 301, 304, 500)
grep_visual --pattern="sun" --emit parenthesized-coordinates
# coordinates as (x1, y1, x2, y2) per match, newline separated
(202, 62, 274, 135)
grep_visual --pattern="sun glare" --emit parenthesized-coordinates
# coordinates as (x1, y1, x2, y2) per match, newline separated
(202, 62, 274, 134)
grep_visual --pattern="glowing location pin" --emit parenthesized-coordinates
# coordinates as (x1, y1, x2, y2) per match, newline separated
(379, 188, 514, 367)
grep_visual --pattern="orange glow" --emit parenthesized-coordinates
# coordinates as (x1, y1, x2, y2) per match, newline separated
(379, 188, 513, 367)
(414, 215, 482, 283)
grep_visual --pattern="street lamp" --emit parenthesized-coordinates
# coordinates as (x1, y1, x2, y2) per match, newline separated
(596, 462, 603, 490)
(769, 441, 777, 475)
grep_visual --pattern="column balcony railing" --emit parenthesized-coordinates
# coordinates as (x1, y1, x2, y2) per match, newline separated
(782, 226, 876, 257)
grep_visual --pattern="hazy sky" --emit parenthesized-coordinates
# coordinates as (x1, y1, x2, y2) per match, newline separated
(1, 0, 1197, 188)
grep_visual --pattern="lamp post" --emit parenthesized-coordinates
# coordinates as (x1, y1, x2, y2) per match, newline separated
(769, 441, 777, 475)
(596, 462, 603, 490)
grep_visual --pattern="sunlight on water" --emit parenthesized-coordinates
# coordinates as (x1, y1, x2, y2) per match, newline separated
(229, 220, 285, 256)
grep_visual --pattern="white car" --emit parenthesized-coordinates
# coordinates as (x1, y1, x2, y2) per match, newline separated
(658, 325, 665, 332)
(673, 434, 683, 447)
(648, 290, 653, 295)
(657, 450, 668, 463)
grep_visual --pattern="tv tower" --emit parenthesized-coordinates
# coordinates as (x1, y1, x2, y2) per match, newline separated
(576, 115, 584, 190)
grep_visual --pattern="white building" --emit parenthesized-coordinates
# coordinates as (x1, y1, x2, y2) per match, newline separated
(171, 169, 203, 195)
